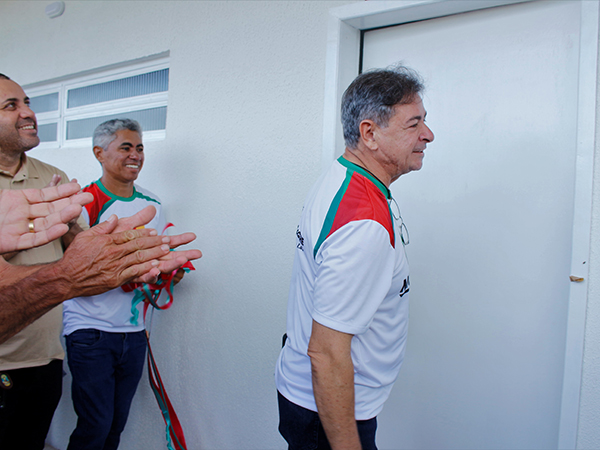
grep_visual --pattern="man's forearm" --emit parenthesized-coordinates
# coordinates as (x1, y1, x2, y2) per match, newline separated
(0, 208, 201, 345)
(312, 355, 361, 449)
(0, 257, 46, 288)
(0, 262, 70, 344)
(309, 321, 362, 450)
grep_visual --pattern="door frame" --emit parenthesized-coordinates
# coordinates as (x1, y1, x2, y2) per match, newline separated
(321, 1, 599, 448)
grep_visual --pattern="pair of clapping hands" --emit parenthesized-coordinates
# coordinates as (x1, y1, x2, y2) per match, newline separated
(0, 181, 202, 292)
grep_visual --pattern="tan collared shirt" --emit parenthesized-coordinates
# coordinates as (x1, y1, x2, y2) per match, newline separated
(0, 155, 86, 370)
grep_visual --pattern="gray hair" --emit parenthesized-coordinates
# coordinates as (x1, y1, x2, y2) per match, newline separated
(0, 74, 11, 81)
(341, 66, 424, 149)
(93, 118, 143, 150)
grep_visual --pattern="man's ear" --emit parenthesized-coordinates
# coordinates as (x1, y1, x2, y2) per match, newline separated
(93, 146, 104, 164)
(359, 120, 378, 151)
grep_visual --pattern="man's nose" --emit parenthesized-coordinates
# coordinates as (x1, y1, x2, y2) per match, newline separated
(422, 124, 434, 143)
(19, 104, 36, 120)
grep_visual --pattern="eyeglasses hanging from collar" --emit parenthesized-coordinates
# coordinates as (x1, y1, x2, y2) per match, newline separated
(389, 197, 410, 246)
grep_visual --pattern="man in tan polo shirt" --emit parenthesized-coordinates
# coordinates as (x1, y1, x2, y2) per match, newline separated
(0, 72, 90, 449)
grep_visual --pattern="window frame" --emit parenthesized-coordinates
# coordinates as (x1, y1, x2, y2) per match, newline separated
(24, 56, 169, 150)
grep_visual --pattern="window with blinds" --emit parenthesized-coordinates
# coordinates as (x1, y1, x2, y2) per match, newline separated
(25, 57, 169, 148)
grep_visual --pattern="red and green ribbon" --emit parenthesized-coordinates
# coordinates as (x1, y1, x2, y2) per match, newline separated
(122, 223, 195, 450)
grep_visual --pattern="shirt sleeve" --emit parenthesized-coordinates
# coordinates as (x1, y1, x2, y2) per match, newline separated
(312, 219, 396, 335)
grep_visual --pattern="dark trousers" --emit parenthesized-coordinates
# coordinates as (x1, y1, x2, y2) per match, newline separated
(0, 359, 63, 450)
(66, 329, 147, 450)
(278, 391, 378, 450)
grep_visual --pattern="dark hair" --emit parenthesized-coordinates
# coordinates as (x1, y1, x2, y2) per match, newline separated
(0, 74, 11, 81)
(93, 118, 143, 150)
(341, 65, 424, 149)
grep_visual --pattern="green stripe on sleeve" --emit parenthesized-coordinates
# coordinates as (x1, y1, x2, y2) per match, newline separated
(313, 169, 353, 258)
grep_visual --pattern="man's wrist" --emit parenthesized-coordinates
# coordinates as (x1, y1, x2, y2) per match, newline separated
(39, 260, 74, 302)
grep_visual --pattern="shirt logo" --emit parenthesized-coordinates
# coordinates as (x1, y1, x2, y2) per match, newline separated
(399, 276, 410, 297)
(296, 226, 305, 251)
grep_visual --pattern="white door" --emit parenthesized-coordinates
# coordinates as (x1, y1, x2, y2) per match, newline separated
(362, 2, 581, 449)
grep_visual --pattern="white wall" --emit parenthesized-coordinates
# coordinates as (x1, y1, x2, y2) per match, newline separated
(0, 1, 353, 449)
(3, 1, 600, 449)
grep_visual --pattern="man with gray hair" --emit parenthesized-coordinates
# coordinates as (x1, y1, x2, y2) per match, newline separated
(63, 118, 189, 450)
(0, 75, 200, 450)
(275, 66, 434, 449)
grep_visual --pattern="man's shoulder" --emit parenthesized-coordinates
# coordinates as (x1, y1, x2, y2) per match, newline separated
(132, 184, 165, 231)
(26, 156, 68, 180)
(133, 183, 162, 205)
(323, 165, 391, 229)
(310, 161, 395, 253)
(81, 182, 162, 205)
(82, 181, 110, 205)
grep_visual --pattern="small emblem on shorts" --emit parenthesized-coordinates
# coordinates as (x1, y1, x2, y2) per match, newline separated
(0, 373, 12, 389)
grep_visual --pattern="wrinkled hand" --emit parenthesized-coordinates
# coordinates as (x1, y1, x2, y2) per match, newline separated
(54, 213, 177, 298)
(0, 182, 93, 255)
(111, 205, 202, 283)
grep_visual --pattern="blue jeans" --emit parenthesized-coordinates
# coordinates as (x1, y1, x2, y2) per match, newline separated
(278, 391, 378, 450)
(66, 329, 147, 450)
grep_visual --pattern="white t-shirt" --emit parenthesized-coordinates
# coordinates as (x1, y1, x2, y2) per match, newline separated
(275, 157, 410, 420)
(63, 180, 166, 336)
